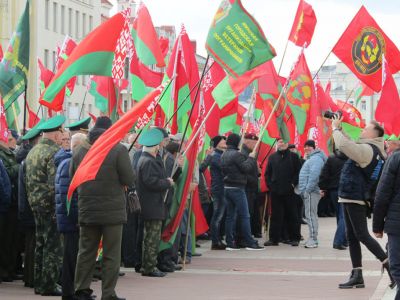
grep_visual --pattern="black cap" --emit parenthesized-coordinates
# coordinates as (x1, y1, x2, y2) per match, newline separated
(211, 135, 226, 148)
(304, 140, 316, 149)
(165, 141, 180, 154)
(94, 116, 112, 130)
(288, 144, 296, 149)
(226, 133, 241, 148)
(244, 133, 258, 141)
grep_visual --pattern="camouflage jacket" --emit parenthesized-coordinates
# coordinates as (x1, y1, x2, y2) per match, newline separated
(0, 144, 19, 204)
(25, 138, 60, 213)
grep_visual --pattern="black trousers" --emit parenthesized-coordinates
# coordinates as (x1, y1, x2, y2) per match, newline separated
(3, 207, 19, 278)
(247, 190, 261, 236)
(343, 203, 387, 268)
(24, 227, 35, 287)
(62, 231, 79, 297)
(269, 192, 301, 243)
(121, 211, 136, 267)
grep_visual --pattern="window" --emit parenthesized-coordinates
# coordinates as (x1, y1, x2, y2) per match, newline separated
(89, 15, 93, 32)
(82, 13, 86, 36)
(44, 49, 49, 68)
(124, 100, 128, 113)
(361, 101, 367, 111)
(45, 0, 49, 29)
(68, 8, 72, 36)
(82, 75, 87, 87)
(61, 5, 65, 34)
(53, 2, 58, 32)
(52, 51, 57, 70)
(88, 104, 93, 113)
(75, 11, 80, 39)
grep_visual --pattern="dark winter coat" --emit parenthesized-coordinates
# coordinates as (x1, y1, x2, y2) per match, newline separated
(318, 150, 347, 191)
(200, 149, 224, 198)
(221, 145, 257, 188)
(265, 149, 301, 196)
(136, 151, 171, 220)
(0, 159, 11, 214)
(241, 144, 260, 192)
(373, 149, 400, 235)
(0, 145, 19, 207)
(70, 128, 135, 225)
(55, 149, 78, 233)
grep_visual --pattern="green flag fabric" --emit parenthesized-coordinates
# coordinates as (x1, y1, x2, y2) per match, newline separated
(206, 0, 276, 78)
(0, 0, 29, 128)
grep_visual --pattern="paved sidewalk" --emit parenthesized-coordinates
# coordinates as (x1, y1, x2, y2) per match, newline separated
(0, 217, 396, 299)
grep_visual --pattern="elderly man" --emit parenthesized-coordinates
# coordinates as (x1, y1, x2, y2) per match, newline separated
(136, 128, 173, 277)
(332, 117, 394, 289)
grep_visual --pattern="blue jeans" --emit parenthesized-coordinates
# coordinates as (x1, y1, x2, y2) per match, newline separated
(210, 193, 226, 244)
(330, 190, 346, 246)
(388, 234, 400, 300)
(224, 187, 255, 247)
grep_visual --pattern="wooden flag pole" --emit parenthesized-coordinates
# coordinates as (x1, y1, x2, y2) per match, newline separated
(312, 51, 332, 80)
(277, 40, 289, 75)
(182, 191, 194, 271)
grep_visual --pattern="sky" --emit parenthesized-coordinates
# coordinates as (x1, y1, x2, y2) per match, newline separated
(110, 0, 400, 77)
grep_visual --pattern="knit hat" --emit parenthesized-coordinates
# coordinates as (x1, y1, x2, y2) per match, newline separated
(94, 116, 112, 130)
(226, 133, 241, 148)
(211, 135, 226, 148)
(304, 139, 316, 149)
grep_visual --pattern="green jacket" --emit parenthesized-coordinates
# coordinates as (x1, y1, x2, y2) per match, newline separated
(25, 138, 60, 213)
(0, 144, 19, 205)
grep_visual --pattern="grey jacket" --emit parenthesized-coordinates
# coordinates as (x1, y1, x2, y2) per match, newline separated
(299, 150, 327, 194)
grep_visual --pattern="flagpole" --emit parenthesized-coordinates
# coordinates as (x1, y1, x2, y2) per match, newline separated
(23, 86, 27, 134)
(239, 86, 256, 151)
(163, 61, 215, 129)
(78, 91, 88, 119)
(340, 83, 358, 110)
(277, 40, 289, 75)
(312, 51, 332, 80)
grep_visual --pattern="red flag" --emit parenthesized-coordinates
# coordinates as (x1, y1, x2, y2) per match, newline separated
(0, 44, 3, 61)
(191, 187, 209, 236)
(375, 57, 400, 135)
(256, 60, 280, 98)
(0, 97, 9, 143)
(335, 99, 364, 128)
(88, 112, 97, 122)
(26, 101, 40, 128)
(38, 58, 54, 90)
(255, 93, 280, 138)
(332, 6, 400, 92)
(67, 87, 163, 202)
(56, 37, 78, 96)
(288, 0, 317, 47)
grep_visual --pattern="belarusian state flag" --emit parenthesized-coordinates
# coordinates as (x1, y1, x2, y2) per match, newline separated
(56, 37, 77, 97)
(375, 56, 400, 135)
(38, 58, 53, 91)
(285, 52, 313, 134)
(332, 6, 400, 92)
(0, 98, 9, 143)
(159, 26, 199, 135)
(0, 0, 29, 128)
(41, 10, 130, 109)
(288, 0, 317, 48)
(67, 87, 164, 205)
(132, 3, 165, 67)
(354, 81, 374, 106)
(26, 101, 40, 128)
(206, 0, 276, 78)
(88, 76, 119, 122)
(130, 49, 163, 102)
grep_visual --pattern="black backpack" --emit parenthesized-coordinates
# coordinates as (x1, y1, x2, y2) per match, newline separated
(362, 144, 385, 218)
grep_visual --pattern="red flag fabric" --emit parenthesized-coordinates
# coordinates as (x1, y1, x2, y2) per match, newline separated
(0, 97, 9, 143)
(335, 99, 365, 128)
(56, 37, 78, 96)
(26, 101, 40, 128)
(0, 44, 3, 61)
(288, 0, 317, 47)
(256, 93, 280, 138)
(38, 58, 54, 90)
(67, 87, 163, 202)
(192, 187, 209, 236)
(256, 60, 280, 98)
(332, 6, 400, 92)
(375, 57, 400, 135)
(88, 112, 97, 122)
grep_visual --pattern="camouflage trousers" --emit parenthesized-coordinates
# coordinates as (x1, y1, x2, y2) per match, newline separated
(32, 211, 62, 293)
(141, 220, 162, 274)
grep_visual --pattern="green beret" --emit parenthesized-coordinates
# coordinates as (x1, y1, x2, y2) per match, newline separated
(21, 119, 46, 141)
(138, 128, 164, 147)
(37, 115, 66, 132)
(65, 116, 91, 132)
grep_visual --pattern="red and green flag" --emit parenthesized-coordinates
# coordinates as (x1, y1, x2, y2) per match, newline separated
(88, 75, 119, 122)
(56, 36, 78, 97)
(38, 58, 53, 91)
(41, 10, 130, 109)
(0, 97, 9, 143)
(0, 0, 29, 129)
(288, 0, 317, 48)
(26, 100, 40, 128)
(206, 0, 276, 78)
(354, 81, 374, 106)
(332, 6, 400, 92)
(67, 87, 163, 205)
(0, 44, 3, 61)
(159, 26, 199, 135)
(132, 3, 165, 67)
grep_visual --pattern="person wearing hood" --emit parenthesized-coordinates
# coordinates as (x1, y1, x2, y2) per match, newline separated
(71, 116, 134, 300)
(319, 148, 348, 250)
(332, 117, 395, 290)
(298, 140, 327, 249)
(264, 138, 302, 247)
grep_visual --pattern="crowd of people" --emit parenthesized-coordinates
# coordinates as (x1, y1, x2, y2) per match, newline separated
(0, 114, 399, 299)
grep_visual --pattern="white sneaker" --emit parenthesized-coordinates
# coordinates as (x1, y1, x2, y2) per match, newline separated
(304, 240, 318, 248)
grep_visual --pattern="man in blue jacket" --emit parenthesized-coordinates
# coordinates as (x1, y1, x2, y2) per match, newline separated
(298, 140, 327, 248)
(0, 158, 11, 283)
(55, 133, 88, 300)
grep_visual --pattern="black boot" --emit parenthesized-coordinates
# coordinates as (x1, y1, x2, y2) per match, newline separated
(338, 269, 365, 289)
(382, 261, 397, 289)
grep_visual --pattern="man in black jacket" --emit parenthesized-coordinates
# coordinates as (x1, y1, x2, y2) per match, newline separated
(136, 129, 173, 278)
(221, 133, 263, 250)
(373, 148, 400, 295)
(264, 138, 302, 246)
